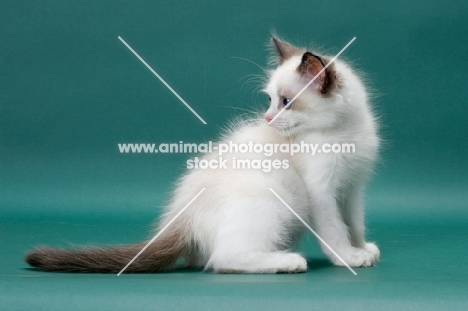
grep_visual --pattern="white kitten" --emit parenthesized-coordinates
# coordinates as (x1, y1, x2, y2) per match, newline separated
(25, 37, 380, 273)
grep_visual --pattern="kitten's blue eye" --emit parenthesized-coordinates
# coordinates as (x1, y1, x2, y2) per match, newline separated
(282, 97, 292, 109)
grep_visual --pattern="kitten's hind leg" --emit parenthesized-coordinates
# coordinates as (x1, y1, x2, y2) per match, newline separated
(202, 189, 308, 274)
(206, 251, 307, 274)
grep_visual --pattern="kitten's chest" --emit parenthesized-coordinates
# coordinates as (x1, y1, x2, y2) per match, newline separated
(290, 132, 374, 187)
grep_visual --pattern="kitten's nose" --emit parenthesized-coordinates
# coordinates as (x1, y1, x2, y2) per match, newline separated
(265, 114, 273, 123)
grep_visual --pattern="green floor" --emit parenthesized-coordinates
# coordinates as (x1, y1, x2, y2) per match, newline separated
(2, 188, 467, 310)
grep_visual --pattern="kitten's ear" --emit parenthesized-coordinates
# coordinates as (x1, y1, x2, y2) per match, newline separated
(272, 37, 297, 64)
(297, 52, 336, 94)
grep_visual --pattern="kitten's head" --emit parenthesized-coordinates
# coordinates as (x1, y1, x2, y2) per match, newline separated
(264, 37, 349, 135)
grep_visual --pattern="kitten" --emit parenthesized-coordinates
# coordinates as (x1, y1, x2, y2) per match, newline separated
(25, 37, 380, 273)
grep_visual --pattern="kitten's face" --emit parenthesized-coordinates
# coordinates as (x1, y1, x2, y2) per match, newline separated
(264, 38, 342, 136)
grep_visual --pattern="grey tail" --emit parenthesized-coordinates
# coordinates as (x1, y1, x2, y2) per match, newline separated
(24, 228, 185, 273)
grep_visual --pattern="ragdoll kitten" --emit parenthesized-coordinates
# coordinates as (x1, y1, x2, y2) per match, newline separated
(25, 37, 380, 273)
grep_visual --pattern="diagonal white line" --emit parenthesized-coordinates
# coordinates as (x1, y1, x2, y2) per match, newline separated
(118, 36, 207, 125)
(268, 37, 356, 125)
(268, 188, 357, 276)
(117, 188, 206, 276)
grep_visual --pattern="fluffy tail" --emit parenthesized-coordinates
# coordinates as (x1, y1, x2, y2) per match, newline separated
(24, 228, 185, 273)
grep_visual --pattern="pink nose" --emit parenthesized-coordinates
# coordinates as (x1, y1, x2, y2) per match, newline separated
(265, 114, 273, 123)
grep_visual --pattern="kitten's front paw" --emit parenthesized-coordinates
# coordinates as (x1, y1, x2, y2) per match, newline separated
(331, 247, 376, 267)
(364, 242, 380, 262)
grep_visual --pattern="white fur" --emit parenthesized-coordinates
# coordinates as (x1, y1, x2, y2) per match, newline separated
(155, 53, 380, 273)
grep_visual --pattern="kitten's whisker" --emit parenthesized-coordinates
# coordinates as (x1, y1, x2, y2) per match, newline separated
(230, 56, 267, 73)
(219, 106, 258, 114)
(239, 75, 268, 94)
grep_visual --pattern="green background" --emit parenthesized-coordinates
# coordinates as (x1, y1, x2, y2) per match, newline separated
(1, 0, 467, 310)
